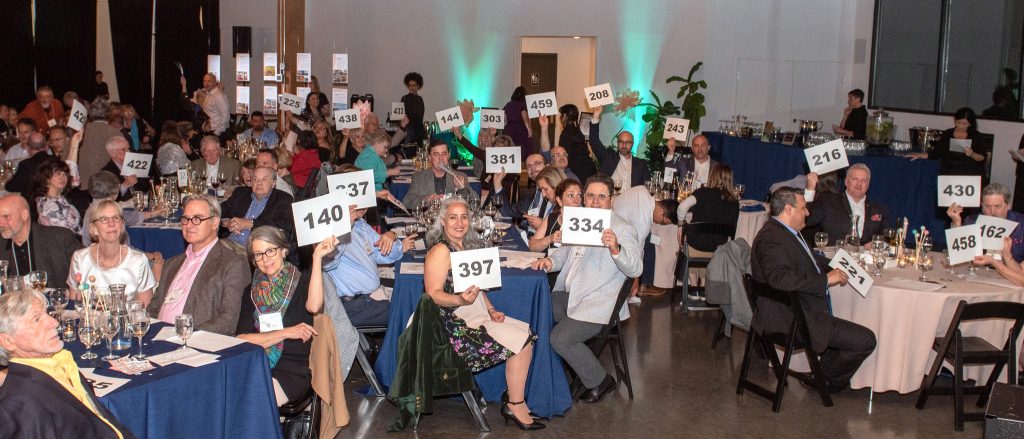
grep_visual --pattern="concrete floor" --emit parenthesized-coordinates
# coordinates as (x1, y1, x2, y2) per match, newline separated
(337, 294, 986, 438)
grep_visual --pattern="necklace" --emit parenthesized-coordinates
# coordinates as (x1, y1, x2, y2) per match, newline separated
(11, 238, 33, 275)
(94, 245, 124, 270)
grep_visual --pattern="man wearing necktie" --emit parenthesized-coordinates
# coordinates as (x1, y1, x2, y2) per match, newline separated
(750, 187, 876, 394)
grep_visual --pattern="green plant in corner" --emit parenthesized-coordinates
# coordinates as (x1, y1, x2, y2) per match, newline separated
(637, 61, 708, 175)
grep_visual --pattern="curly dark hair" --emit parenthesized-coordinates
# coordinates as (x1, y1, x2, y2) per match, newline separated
(28, 158, 72, 203)
(404, 72, 423, 88)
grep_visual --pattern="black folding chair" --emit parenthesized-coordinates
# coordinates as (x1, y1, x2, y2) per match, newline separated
(673, 222, 736, 307)
(915, 300, 1024, 431)
(736, 274, 834, 412)
(355, 325, 388, 397)
(568, 277, 636, 400)
(279, 388, 321, 439)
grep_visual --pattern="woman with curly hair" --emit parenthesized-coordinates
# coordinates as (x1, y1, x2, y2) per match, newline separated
(28, 159, 81, 234)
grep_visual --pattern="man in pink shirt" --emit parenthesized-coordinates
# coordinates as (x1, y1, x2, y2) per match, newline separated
(147, 194, 250, 335)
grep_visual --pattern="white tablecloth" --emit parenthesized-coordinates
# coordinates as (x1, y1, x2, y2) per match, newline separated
(735, 201, 769, 245)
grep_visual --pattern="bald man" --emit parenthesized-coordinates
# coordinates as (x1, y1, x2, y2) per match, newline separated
(100, 136, 157, 201)
(200, 73, 230, 136)
(0, 194, 82, 286)
(675, 135, 719, 187)
(590, 106, 650, 188)
(5, 132, 51, 193)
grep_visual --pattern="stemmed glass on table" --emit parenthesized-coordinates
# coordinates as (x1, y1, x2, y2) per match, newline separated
(940, 253, 957, 281)
(78, 311, 100, 360)
(734, 184, 746, 199)
(99, 311, 122, 361)
(130, 310, 150, 359)
(918, 255, 934, 282)
(814, 232, 829, 255)
(176, 314, 194, 350)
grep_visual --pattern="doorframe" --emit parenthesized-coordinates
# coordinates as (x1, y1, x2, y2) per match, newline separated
(516, 36, 598, 145)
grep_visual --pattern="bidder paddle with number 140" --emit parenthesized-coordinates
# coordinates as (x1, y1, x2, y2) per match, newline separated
(291, 193, 353, 247)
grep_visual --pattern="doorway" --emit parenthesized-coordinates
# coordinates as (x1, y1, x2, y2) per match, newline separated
(519, 36, 597, 153)
(520, 53, 558, 149)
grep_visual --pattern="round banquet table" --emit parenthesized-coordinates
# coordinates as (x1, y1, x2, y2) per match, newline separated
(736, 201, 769, 245)
(790, 259, 1024, 394)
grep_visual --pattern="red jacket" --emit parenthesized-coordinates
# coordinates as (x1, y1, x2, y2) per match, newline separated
(290, 148, 321, 188)
(19, 99, 65, 133)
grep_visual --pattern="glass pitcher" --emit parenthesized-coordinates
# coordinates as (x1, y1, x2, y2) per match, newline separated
(107, 284, 133, 351)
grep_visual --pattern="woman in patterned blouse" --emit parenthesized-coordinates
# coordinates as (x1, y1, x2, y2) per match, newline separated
(28, 159, 81, 234)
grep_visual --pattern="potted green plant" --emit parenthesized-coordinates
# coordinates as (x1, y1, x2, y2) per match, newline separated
(630, 62, 708, 174)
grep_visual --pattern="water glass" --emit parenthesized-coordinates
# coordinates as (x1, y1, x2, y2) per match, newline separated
(921, 236, 933, 254)
(176, 314, 194, 350)
(130, 310, 150, 359)
(99, 311, 121, 361)
(941, 253, 956, 281)
(873, 249, 886, 277)
(734, 184, 746, 199)
(814, 232, 829, 253)
(918, 255, 934, 281)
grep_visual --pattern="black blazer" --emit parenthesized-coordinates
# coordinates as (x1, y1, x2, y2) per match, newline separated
(0, 362, 137, 439)
(219, 187, 296, 241)
(101, 158, 158, 201)
(561, 124, 596, 182)
(750, 218, 833, 353)
(0, 222, 82, 287)
(590, 121, 649, 187)
(805, 191, 890, 246)
(6, 151, 56, 193)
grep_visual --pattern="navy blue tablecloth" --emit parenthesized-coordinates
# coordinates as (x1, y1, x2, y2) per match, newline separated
(67, 323, 282, 439)
(127, 226, 186, 259)
(707, 132, 945, 245)
(373, 231, 573, 418)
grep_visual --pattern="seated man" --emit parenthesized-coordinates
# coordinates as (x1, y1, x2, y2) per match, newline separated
(805, 164, 890, 245)
(241, 111, 280, 147)
(401, 139, 476, 208)
(147, 194, 250, 335)
(590, 106, 650, 188)
(255, 149, 294, 196)
(0, 290, 136, 438)
(948, 182, 1024, 262)
(532, 175, 642, 403)
(676, 135, 719, 187)
(219, 167, 295, 253)
(101, 136, 157, 201)
(491, 153, 548, 228)
(190, 135, 241, 187)
(549, 146, 579, 181)
(0, 194, 82, 286)
(5, 132, 51, 193)
(751, 187, 876, 393)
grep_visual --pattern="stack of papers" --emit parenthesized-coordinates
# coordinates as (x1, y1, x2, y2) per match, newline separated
(500, 249, 545, 269)
(148, 347, 220, 368)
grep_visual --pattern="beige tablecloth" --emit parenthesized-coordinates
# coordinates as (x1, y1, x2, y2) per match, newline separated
(735, 201, 769, 245)
(790, 261, 1024, 393)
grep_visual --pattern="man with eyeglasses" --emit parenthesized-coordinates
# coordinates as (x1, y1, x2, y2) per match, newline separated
(531, 175, 642, 403)
(190, 135, 240, 187)
(590, 106, 651, 189)
(220, 167, 295, 255)
(147, 194, 249, 335)
(255, 150, 295, 196)
(548, 146, 579, 181)
(401, 139, 476, 208)
(0, 194, 81, 287)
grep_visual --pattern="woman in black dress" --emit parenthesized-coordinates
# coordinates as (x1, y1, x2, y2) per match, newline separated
(909, 107, 989, 180)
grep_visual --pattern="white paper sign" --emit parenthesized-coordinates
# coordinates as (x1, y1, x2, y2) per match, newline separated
(262, 86, 278, 115)
(436, 106, 465, 131)
(829, 248, 874, 297)
(296, 53, 312, 83)
(663, 167, 676, 183)
(950, 138, 972, 153)
(562, 207, 612, 246)
(68, 100, 87, 132)
(235, 86, 250, 115)
(803, 139, 850, 174)
(946, 224, 983, 265)
(327, 169, 376, 209)
(333, 108, 361, 130)
(450, 247, 502, 292)
(291, 193, 353, 247)
(937, 175, 981, 207)
(332, 53, 349, 84)
(584, 83, 614, 108)
(485, 147, 522, 173)
(479, 108, 505, 129)
(262, 53, 278, 82)
(177, 169, 189, 188)
(332, 88, 348, 112)
(279, 93, 303, 115)
(206, 55, 220, 81)
(121, 152, 152, 178)
(235, 53, 250, 82)
(663, 117, 690, 142)
(976, 215, 1019, 251)
(390, 102, 405, 121)
(80, 369, 130, 397)
(525, 92, 558, 118)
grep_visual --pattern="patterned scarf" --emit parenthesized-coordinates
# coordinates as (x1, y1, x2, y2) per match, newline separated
(251, 262, 299, 368)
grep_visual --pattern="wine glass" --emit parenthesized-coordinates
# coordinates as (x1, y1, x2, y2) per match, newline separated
(871, 234, 885, 251)
(918, 255, 934, 281)
(78, 321, 99, 360)
(132, 191, 146, 212)
(217, 172, 227, 191)
(613, 180, 623, 196)
(99, 311, 122, 361)
(491, 195, 504, 213)
(734, 184, 746, 199)
(45, 288, 68, 320)
(814, 232, 829, 253)
(920, 236, 933, 254)
(873, 248, 887, 277)
(26, 271, 46, 293)
(130, 310, 150, 359)
(941, 253, 956, 281)
(176, 314, 194, 350)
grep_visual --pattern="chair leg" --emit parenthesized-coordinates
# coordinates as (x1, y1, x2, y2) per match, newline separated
(356, 343, 386, 397)
(954, 343, 965, 432)
(736, 331, 757, 395)
(614, 330, 634, 399)
(915, 348, 948, 409)
(804, 349, 834, 407)
(772, 338, 797, 412)
(462, 390, 491, 432)
(711, 311, 726, 349)
(977, 360, 1006, 408)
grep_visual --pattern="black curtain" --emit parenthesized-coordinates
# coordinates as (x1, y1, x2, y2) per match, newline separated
(153, 0, 217, 127)
(35, 0, 97, 102)
(0, 1, 36, 109)
(109, 0, 154, 120)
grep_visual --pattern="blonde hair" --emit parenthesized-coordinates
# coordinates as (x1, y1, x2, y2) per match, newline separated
(85, 199, 127, 244)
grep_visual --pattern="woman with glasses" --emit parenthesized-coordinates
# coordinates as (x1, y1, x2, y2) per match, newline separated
(312, 120, 335, 155)
(235, 226, 328, 407)
(67, 199, 157, 305)
(529, 178, 582, 253)
(28, 159, 82, 235)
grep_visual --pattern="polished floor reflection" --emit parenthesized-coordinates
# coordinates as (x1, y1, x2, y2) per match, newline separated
(338, 295, 985, 438)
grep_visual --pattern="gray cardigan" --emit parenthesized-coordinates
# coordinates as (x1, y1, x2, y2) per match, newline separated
(706, 238, 752, 333)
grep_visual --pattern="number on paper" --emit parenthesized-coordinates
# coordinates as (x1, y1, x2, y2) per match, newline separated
(561, 207, 612, 246)
(120, 152, 152, 178)
(662, 117, 690, 141)
(480, 109, 505, 129)
(828, 248, 874, 297)
(390, 102, 405, 121)
(291, 193, 354, 246)
(68, 100, 88, 131)
(803, 139, 850, 174)
(333, 108, 361, 130)
(279, 93, 302, 115)
(485, 147, 521, 173)
(450, 247, 502, 292)
(937, 175, 981, 207)
(326, 169, 377, 209)
(435, 106, 464, 131)
(525, 92, 558, 118)
(584, 83, 614, 107)
(945, 224, 982, 265)
(975, 215, 1019, 251)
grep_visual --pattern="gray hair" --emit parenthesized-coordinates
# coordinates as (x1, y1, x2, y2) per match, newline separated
(183, 194, 222, 219)
(0, 290, 47, 365)
(247, 226, 289, 261)
(847, 163, 871, 180)
(105, 135, 129, 153)
(200, 135, 221, 151)
(367, 129, 391, 147)
(425, 197, 486, 249)
(88, 98, 111, 121)
(254, 166, 277, 184)
(770, 187, 803, 216)
(88, 171, 121, 199)
(84, 199, 127, 244)
(982, 183, 1012, 204)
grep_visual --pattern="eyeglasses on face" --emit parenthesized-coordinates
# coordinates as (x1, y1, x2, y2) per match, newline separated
(92, 215, 123, 225)
(585, 193, 610, 201)
(252, 246, 279, 262)
(179, 215, 214, 225)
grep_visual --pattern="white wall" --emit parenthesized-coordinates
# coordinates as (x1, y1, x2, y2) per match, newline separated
(218, 0, 277, 116)
(96, 0, 119, 101)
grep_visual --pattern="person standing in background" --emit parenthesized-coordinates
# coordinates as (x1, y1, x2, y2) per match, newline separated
(401, 72, 425, 146)
(503, 86, 534, 156)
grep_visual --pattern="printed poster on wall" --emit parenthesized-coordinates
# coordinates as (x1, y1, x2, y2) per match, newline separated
(332, 53, 349, 85)
(332, 88, 348, 112)
(235, 86, 250, 115)
(206, 55, 221, 81)
(296, 53, 312, 83)
(263, 86, 278, 115)
(263, 53, 278, 82)
(296, 86, 311, 103)
(235, 53, 250, 82)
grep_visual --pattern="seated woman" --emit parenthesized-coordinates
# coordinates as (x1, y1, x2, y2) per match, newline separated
(83, 171, 165, 246)
(677, 165, 741, 289)
(312, 120, 335, 161)
(337, 128, 365, 165)
(421, 197, 543, 430)
(975, 236, 1024, 286)
(29, 159, 81, 235)
(67, 199, 157, 305)
(289, 131, 322, 189)
(235, 226, 319, 407)
(155, 121, 191, 177)
(492, 165, 565, 231)
(529, 178, 582, 253)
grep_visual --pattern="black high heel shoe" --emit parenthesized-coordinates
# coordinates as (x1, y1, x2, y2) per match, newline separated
(501, 390, 545, 420)
(501, 400, 546, 431)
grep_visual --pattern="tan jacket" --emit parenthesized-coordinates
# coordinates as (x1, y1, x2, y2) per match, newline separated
(310, 313, 349, 437)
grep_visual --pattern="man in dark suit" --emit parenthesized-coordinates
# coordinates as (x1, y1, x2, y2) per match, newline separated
(492, 153, 549, 231)
(401, 140, 477, 208)
(751, 187, 876, 393)
(5, 132, 53, 193)
(147, 194, 250, 335)
(102, 136, 158, 201)
(805, 163, 891, 245)
(590, 106, 650, 188)
(675, 135, 720, 186)
(220, 167, 295, 252)
(0, 290, 136, 438)
(0, 194, 82, 286)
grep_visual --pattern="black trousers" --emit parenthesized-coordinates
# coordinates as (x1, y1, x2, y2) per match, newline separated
(819, 317, 877, 387)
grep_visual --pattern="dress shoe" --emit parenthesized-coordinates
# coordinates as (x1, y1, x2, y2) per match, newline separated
(501, 390, 544, 420)
(639, 285, 667, 297)
(797, 373, 845, 394)
(501, 401, 546, 430)
(575, 375, 617, 403)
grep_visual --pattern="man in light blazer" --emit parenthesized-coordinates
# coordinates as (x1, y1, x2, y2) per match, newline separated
(190, 135, 241, 188)
(147, 194, 250, 335)
(532, 175, 643, 404)
(401, 139, 477, 208)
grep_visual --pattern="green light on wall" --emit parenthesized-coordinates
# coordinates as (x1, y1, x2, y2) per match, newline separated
(443, 17, 504, 158)
(619, 0, 667, 156)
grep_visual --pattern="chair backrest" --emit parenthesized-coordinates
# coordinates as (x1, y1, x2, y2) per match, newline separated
(944, 300, 1024, 346)
(744, 274, 812, 341)
(605, 277, 636, 328)
(684, 222, 737, 241)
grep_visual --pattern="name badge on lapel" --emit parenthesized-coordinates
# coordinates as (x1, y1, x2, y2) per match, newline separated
(259, 312, 284, 332)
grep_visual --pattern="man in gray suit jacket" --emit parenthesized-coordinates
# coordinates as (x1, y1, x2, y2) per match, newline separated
(0, 195, 82, 287)
(401, 140, 476, 208)
(190, 135, 241, 187)
(675, 135, 719, 186)
(533, 175, 643, 403)
(147, 194, 250, 335)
